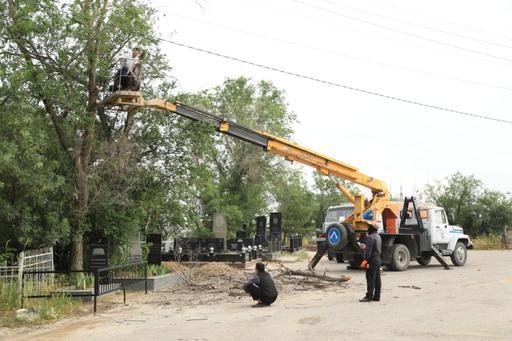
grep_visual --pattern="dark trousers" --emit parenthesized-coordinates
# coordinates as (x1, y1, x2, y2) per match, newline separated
(111, 67, 139, 92)
(244, 284, 277, 305)
(309, 241, 328, 269)
(365, 256, 381, 299)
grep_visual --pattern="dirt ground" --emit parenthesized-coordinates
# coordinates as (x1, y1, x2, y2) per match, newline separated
(2, 250, 512, 341)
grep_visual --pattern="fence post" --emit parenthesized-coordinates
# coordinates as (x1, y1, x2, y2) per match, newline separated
(49, 246, 55, 271)
(144, 263, 147, 294)
(17, 251, 25, 308)
(505, 226, 509, 249)
(94, 270, 99, 315)
(20, 272, 25, 308)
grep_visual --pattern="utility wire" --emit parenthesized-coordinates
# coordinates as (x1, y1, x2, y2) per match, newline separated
(162, 11, 512, 92)
(159, 38, 512, 125)
(292, 0, 512, 63)
(319, 0, 512, 49)
(238, 0, 512, 67)
(366, 0, 512, 43)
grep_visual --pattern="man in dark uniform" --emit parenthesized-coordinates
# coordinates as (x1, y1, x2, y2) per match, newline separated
(359, 225, 382, 302)
(243, 262, 278, 306)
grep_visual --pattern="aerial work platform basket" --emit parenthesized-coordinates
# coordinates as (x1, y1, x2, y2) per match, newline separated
(102, 90, 144, 111)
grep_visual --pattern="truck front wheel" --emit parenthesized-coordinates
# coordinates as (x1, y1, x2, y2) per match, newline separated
(450, 242, 467, 266)
(391, 244, 410, 271)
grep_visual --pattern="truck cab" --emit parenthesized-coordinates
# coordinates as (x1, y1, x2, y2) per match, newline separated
(400, 203, 473, 267)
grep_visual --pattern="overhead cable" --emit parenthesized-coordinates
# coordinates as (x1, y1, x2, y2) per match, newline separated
(292, 0, 512, 63)
(159, 38, 512, 125)
(161, 11, 512, 92)
(319, 0, 512, 49)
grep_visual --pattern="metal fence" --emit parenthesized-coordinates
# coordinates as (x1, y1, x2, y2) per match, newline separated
(0, 247, 54, 283)
(0, 263, 18, 286)
(22, 262, 147, 314)
(0, 247, 54, 306)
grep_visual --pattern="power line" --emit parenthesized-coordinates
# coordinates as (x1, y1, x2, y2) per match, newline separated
(238, 0, 512, 67)
(319, 0, 512, 49)
(366, 0, 512, 43)
(292, 0, 512, 63)
(159, 38, 512, 125)
(161, 11, 512, 92)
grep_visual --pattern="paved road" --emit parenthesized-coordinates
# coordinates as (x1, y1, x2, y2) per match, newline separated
(4, 250, 512, 341)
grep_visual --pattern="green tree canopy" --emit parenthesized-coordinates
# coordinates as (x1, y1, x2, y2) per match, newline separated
(423, 172, 512, 236)
(176, 77, 297, 236)
(1, 0, 171, 268)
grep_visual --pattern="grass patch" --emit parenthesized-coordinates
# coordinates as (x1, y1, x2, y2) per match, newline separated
(472, 234, 504, 250)
(0, 281, 20, 311)
(0, 281, 86, 328)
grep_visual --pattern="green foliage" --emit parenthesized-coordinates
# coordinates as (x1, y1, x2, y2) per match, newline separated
(0, 107, 72, 251)
(0, 281, 19, 311)
(70, 273, 95, 290)
(147, 264, 169, 277)
(38, 294, 82, 321)
(177, 77, 297, 236)
(423, 172, 512, 236)
(0, 0, 173, 267)
(273, 170, 315, 237)
(310, 174, 356, 229)
(0, 241, 17, 264)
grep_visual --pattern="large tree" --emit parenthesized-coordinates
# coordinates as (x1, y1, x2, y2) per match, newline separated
(1, 0, 169, 269)
(177, 77, 297, 235)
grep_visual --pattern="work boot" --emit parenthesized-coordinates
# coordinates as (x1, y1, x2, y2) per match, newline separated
(372, 297, 380, 302)
(359, 296, 372, 302)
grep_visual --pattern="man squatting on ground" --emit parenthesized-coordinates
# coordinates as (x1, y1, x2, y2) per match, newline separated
(243, 263, 278, 306)
(359, 225, 382, 302)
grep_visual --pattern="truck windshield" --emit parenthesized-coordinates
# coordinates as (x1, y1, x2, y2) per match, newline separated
(325, 207, 354, 223)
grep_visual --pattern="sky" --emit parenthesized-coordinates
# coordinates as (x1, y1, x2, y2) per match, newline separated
(148, 0, 512, 197)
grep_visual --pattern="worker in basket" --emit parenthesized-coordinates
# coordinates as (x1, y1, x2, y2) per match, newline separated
(110, 47, 142, 92)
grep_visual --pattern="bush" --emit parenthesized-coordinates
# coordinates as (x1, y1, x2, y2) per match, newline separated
(147, 264, 170, 276)
(472, 234, 504, 250)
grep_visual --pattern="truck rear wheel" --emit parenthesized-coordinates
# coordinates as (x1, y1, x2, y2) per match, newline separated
(391, 244, 410, 271)
(417, 254, 431, 266)
(450, 242, 467, 266)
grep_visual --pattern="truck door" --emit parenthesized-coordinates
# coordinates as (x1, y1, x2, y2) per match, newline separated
(432, 209, 450, 244)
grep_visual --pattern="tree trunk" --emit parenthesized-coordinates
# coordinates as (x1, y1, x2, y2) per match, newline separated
(70, 233, 84, 271)
(70, 155, 89, 271)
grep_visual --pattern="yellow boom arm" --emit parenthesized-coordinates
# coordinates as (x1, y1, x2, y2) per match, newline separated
(103, 92, 392, 231)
